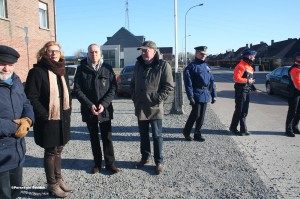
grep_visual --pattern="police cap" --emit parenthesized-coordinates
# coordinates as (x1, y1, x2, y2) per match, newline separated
(0, 45, 20, 64)
(194, 46, 207, 55)
(242, 49, 257, 57)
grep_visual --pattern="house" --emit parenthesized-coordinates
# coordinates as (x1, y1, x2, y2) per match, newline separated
(0, 0, 56, 82)
(102, 27, 145, 68)
(102, 27, 173, 68)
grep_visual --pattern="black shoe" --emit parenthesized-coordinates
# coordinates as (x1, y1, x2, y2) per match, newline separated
(243, 131, 250, 136)
(134, 159, 150, 169)
(194, 134, 205, 142)
(229, 127, 243, 136)
(293, 128, 300, 134)
(182, 132, 192, 141)
(106, 165, 120, 173)
(286, 131, 295, 137)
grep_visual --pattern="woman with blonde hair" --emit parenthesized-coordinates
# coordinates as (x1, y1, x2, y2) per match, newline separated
(25, 41, 72, 198)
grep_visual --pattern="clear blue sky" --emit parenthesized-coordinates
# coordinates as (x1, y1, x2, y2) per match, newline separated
(56, 0, 300, 56)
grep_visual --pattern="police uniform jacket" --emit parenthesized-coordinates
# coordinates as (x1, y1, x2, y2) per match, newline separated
(0, 73, 34, 172)
(233, 58, 256, 91)
(74, 58, 116, 123)
(184, 58, 217, 103)
(288, 63, 300, 96)
(131, 52, 174, 120)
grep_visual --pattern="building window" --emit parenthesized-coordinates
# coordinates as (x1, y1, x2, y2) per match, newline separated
(39, 1, 48, 28)
(103, 50, 116, 67)
(0, 0, 7, 18)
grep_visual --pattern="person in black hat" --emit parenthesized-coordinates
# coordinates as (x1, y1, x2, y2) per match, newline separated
(229, 49, 258, 136)
(182, 46, 217, 141)
(0, 45, 34, 199)
(285, 52, 300, 137)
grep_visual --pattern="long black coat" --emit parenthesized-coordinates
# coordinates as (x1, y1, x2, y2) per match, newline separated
(25, 62, 71, 148)
(74, 59, 116, 123)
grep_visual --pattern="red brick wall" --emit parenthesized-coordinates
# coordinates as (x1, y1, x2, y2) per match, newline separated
(0, 0, 56, 82)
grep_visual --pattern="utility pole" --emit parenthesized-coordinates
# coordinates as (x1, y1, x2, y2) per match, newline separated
(125, 0, 130, 30)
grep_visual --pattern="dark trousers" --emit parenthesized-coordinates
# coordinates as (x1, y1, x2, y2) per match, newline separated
(183, 102, 207, 135)
(86, 120, 115, 167)
(138, 119, 163, 165)
(0, 166, 22, 199)
(44, 146, 63, 184)
(230, 88, 250, 133)
(286, 95, 300, 132)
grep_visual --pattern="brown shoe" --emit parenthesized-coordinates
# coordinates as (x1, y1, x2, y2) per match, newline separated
(194, 134, 205, 142)
(134, 159, 150, 169)
(57, 179, 73, 192)
(155, 164, 164, 175)
(106, 165, 120, 174)
(91, 166, 101, 174)
(47, 183, 68, 198)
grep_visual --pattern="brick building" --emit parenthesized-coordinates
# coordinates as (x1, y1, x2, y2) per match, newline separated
(0, 0, 56, 82)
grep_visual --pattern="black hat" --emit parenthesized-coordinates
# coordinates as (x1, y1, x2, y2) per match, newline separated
(194, 46, 207, 55)
(0, 45, 20, 64)
(242, 49, 257, 57)
(137, 41, 157, 50)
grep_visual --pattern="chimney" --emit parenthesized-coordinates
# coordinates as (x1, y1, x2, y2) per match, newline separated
(246, 44, 248, 48)
(271, 40, 274, 45)
(250, 43, 253, 48)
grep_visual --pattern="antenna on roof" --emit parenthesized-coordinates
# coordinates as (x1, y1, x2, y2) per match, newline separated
(125, 0, 130, 30)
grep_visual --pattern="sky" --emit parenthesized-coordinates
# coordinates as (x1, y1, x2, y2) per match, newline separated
(56, 0, 300, 56)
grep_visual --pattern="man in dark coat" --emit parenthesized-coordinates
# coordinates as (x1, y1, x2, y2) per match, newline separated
(74, 44, 119, 174)
(0, 45, 34, 199)
(183, 46, 217, 142)
(131, 41, 174, 175)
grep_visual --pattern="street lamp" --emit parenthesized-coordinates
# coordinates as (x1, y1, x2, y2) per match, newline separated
(182, 34, 191, 62)
(185, 3, 203, 66)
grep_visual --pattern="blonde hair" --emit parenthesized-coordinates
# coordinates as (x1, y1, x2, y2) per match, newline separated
(36, 41, 64, 61)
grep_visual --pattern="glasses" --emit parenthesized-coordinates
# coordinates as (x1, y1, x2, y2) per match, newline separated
(47, 50, 61, 54)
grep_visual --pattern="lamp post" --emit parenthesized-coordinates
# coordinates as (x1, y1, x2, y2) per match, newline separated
(182, 34, 191, 63)
(185, 3, 203, 66)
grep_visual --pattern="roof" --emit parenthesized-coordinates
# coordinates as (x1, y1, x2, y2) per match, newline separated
(103, 27, 144, 49)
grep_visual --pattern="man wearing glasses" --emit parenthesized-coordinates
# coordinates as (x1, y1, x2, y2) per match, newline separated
(182, 46, 217, 142)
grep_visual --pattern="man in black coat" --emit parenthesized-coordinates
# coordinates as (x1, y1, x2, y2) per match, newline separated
(74, 44, 119, 174)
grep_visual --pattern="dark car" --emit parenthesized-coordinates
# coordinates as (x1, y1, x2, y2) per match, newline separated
(65, 64, 78, 94)
(116, 64, 135, 97)
(265, 66, 291, 97)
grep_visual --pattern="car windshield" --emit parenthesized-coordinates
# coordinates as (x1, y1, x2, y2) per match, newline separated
(122, 65, 134, 74)
(66, 67, 77, 76)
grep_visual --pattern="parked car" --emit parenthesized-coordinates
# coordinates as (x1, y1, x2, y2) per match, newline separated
(265, 66, 291, 97)
(116, 64, 135, 97)
(65, 64, 78, 94)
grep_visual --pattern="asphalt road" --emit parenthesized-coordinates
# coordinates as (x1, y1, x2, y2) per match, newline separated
(210, 67, 300, 198)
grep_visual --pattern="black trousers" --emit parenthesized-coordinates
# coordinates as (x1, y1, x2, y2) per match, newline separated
(286, 95, 300, 132)
(183, 102, 207, 135)
(0, 166, 22, 199)
(86, 120, 115, 167)
(230, 88, 250, 133)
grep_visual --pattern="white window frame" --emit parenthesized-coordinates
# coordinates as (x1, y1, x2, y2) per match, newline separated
(0, 0, 7, 18)
(39, 1, 48, 29)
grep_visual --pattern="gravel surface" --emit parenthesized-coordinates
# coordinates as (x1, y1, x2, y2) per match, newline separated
(19, 93, 282, 199)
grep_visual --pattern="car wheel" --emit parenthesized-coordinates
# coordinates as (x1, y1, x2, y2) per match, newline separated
(266, 82, 273, 95)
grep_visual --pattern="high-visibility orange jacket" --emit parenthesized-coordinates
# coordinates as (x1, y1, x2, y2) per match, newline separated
(290, 64, 300, 91)
(233, 59, 254, 83)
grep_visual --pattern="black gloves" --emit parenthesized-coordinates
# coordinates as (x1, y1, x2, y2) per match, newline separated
(189, 99, 195, 106)
(211, 97, 216, 104)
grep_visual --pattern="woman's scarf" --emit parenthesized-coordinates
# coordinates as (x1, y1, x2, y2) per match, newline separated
(40, 56, 70, 120)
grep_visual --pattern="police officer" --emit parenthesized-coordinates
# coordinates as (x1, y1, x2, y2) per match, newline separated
(229, 49, 258, 136)
(182, 46, 217, 141)
(285, 52, 300, 137)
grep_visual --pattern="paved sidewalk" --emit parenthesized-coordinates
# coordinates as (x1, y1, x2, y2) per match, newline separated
(211, 67, 300, 199)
